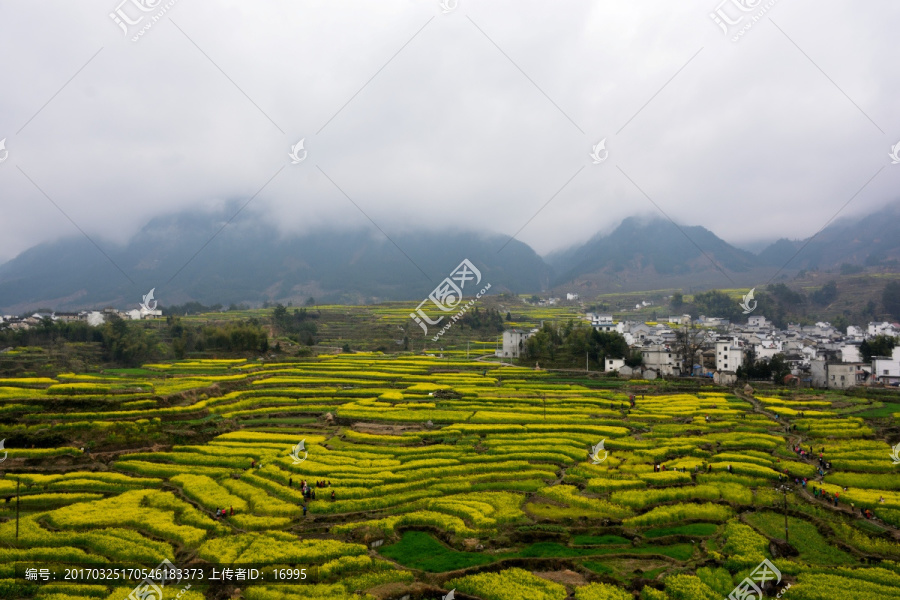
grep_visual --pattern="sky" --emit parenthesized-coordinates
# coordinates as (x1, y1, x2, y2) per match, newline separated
(0, 0, 898, 265)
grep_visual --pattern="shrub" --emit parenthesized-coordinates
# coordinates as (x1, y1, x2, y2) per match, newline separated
(623, 503, 733, 527)
(575, 582, 632, 600)
(448, 568, 567, 600)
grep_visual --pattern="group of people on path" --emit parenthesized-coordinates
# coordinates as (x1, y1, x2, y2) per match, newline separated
(653, 463, 690, 473)
(214, 507, 234, 520)
(289, 479, 336, 509)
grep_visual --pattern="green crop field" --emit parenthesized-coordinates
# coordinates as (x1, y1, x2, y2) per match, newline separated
(1, 351, 900, 599)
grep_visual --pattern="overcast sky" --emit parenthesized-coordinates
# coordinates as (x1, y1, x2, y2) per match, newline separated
(0, 0, 898, 264)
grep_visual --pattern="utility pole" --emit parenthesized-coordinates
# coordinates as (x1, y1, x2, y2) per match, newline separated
(586, 351, 589, 373)
(778, 484, 790, 542)
(783, 490, 789, 542)
(16, 479, 20, 540)
(543, 394, 546, 420)
(467, 341, 470, 360)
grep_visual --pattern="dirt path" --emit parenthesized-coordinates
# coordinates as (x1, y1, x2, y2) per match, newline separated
(735, 387, 900, 538)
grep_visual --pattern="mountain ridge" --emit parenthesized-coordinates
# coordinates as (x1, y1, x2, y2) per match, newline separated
(1, 204, 897, 313)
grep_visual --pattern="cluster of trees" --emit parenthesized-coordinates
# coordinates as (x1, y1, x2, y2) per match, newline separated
(736, 352, 791, 383)
(454, 307, 505, 333)
(167, 317, 269, 359)
(521, 321, 639, 369)
(0, 315, 270, 366)
(271, 304, 319, 346)
(860, 335, 896, 362)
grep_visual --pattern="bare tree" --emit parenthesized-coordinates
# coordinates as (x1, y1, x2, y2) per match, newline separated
(674, 319, 706, 376)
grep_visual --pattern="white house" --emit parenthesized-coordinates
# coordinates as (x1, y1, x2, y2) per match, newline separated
(840, 344, 861, 363)
(566, 293, 579, 301)
(715, 339, 744, 372)
(753, 339, 782, 361)
(811, 360, 856, 389)
(868, 322, 899, 337)
(605, 357, 625, 372)
(846, 325, 864, 339)
(641, 345, 680, 376)
(748, 315, 768, 328)
(591, 314, 616, 332)
(499, 329, 535, 359)
(629, 323, 653, 343)
(872, 347, 900, 385)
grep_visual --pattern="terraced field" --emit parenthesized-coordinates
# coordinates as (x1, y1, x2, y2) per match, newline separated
(1, 354, 900, 599)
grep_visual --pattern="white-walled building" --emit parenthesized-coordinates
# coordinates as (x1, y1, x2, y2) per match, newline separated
(748, 315, 768, 328)
(715, 339, 744, 372)
(840, 344, 861, 363)
(811, 359, 857, 389)
(605, 357, 625, 372)
(498, 329, 535, 359)
(591, 314, 616, 333)
(641, 345, 680, 376)
(868, 322, 899, 337)
(872, 347, 900, 385)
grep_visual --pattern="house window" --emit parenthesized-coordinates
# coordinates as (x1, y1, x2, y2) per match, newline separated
(840, 375, 845, 381)
(885, 370, 890, 375)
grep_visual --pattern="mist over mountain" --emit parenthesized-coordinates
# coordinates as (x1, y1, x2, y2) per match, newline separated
(546, 205, 900, 293)
(1, 205, 897, 314)
(547, 217, 758, 284)
(755, 204, 900, 270)
(0, 209, 548, 313)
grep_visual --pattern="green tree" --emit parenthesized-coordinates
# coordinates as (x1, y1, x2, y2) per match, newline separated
(691, 290, 742, 322)
(670, 292, 684, 310)
(768, 354, 791, 384)
(624, 349, 643, 368)
(860, 335, 896, 362)
(810, 281, 838, 305)
(831, 314, 850, 334)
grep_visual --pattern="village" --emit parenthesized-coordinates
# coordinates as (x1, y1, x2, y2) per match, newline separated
(0, 305, 162, 330)
(497, 312, 900, 389)
(3, 300, 898, 391)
